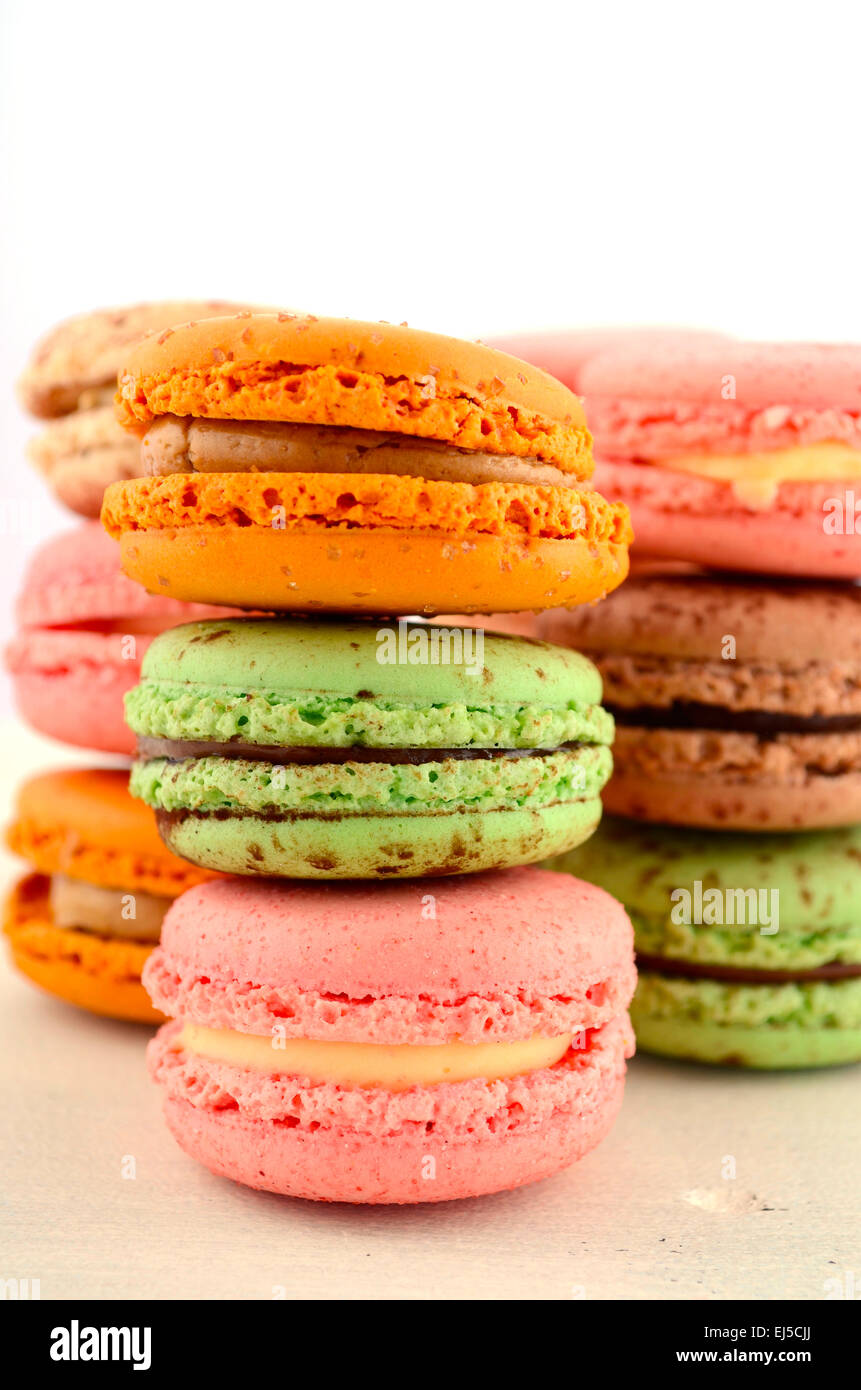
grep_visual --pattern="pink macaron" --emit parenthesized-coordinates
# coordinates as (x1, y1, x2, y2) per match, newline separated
(144, 870, 636, 1204)
(489, 326, 729, 391)
(492, 332, 861, 577)
(588, 339, 861, 576)
(5, 522, 236, 755)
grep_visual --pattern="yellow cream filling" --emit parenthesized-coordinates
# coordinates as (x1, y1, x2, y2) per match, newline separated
(652, 442, 861, 509)
(178, 1022, 572, 1090)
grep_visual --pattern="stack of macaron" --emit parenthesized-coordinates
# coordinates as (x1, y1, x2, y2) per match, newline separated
(501, 330, 861, 1070)
(4, 303, 253, 1018)
(103, 311, 638, 1202)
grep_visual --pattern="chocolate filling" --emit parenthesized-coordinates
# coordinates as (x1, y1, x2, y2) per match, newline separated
(636, 952, 861, 985)
(160, 807, 460, 826)
(137, 737, 582, 765)
(609, 701, 861, 736)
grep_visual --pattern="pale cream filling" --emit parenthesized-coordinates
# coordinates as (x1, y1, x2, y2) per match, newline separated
(50, 875, 169, 942)
(178, 1022, 573, 1090)
(141, 415, 576, 488)
(652, 441, 861, 509)
(76, 386, 117, 411)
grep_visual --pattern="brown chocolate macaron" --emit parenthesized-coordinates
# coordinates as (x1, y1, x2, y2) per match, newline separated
(540, 570, 861, 830)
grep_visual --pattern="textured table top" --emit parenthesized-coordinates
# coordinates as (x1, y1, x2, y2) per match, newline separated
(2, 723, 858, 1301)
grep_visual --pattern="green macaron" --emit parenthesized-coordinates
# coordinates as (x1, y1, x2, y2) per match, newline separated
(546, 817, 861, 1069)
(126, 618, 614, 878)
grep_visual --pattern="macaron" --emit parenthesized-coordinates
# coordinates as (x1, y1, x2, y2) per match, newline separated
(144, 869, 636, 1202)
(429, 613, 541, 639)
(548, 817, 861, 1069)
(5, 522, 238, 755)
(539, 570, 861, 830)
(573, 338, 861, 577)
(101, 312, 632, 613)
(5, 768, 213, 1022)
(18, 301, 257, 516)
(125, 617, 615, 877)
(489, 326, 729, 388)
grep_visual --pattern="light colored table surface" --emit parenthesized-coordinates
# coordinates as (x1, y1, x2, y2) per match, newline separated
(2, 722, 858, 1301)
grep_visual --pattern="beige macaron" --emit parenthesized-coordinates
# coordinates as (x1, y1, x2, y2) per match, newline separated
(540, 571, 861, 831)
(19, 301, 263, 516)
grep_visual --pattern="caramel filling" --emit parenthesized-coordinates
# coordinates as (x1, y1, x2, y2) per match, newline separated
(49, 875, 170, 943)
(141, 415, 578, 489)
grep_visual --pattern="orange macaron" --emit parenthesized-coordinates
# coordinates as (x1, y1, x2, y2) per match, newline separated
(5, 768, 213, 1023)
(102, 313, 632, 613)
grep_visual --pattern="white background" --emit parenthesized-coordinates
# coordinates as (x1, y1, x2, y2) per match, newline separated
(2, 1, 861, 719)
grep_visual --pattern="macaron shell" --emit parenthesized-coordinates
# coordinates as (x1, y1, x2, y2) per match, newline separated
(27, 407, 141, 518)
(110, 523, 630, 614)
(18, 300, 262, 418)
(136, 615, 605, 709)
(115, 313, 590, 473)
(7, 768, 214, 895)
(103, 471, 620, 543)
(594, 459, 860, 577)
(154, 794, 605, 879)
(579, 339, 861, 413)
(8, 649, 142, 755)
(538, 569, 861, 664)
(631, 1012, 861, 1069)
(160, 1070, 625, 1203)
(15, 521, 237, 627)
(151, 870, 635, 1028)
(8, 523, 243, 753)
(489, 327, 729, 393)
(634, 971, 861, 1032)
(4, 873, 162, 1024)
(129, 702, 609, 759)
(634, 919, 861, 972)
(603, 730, 861, 831)
(549, 817, 861, 932)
